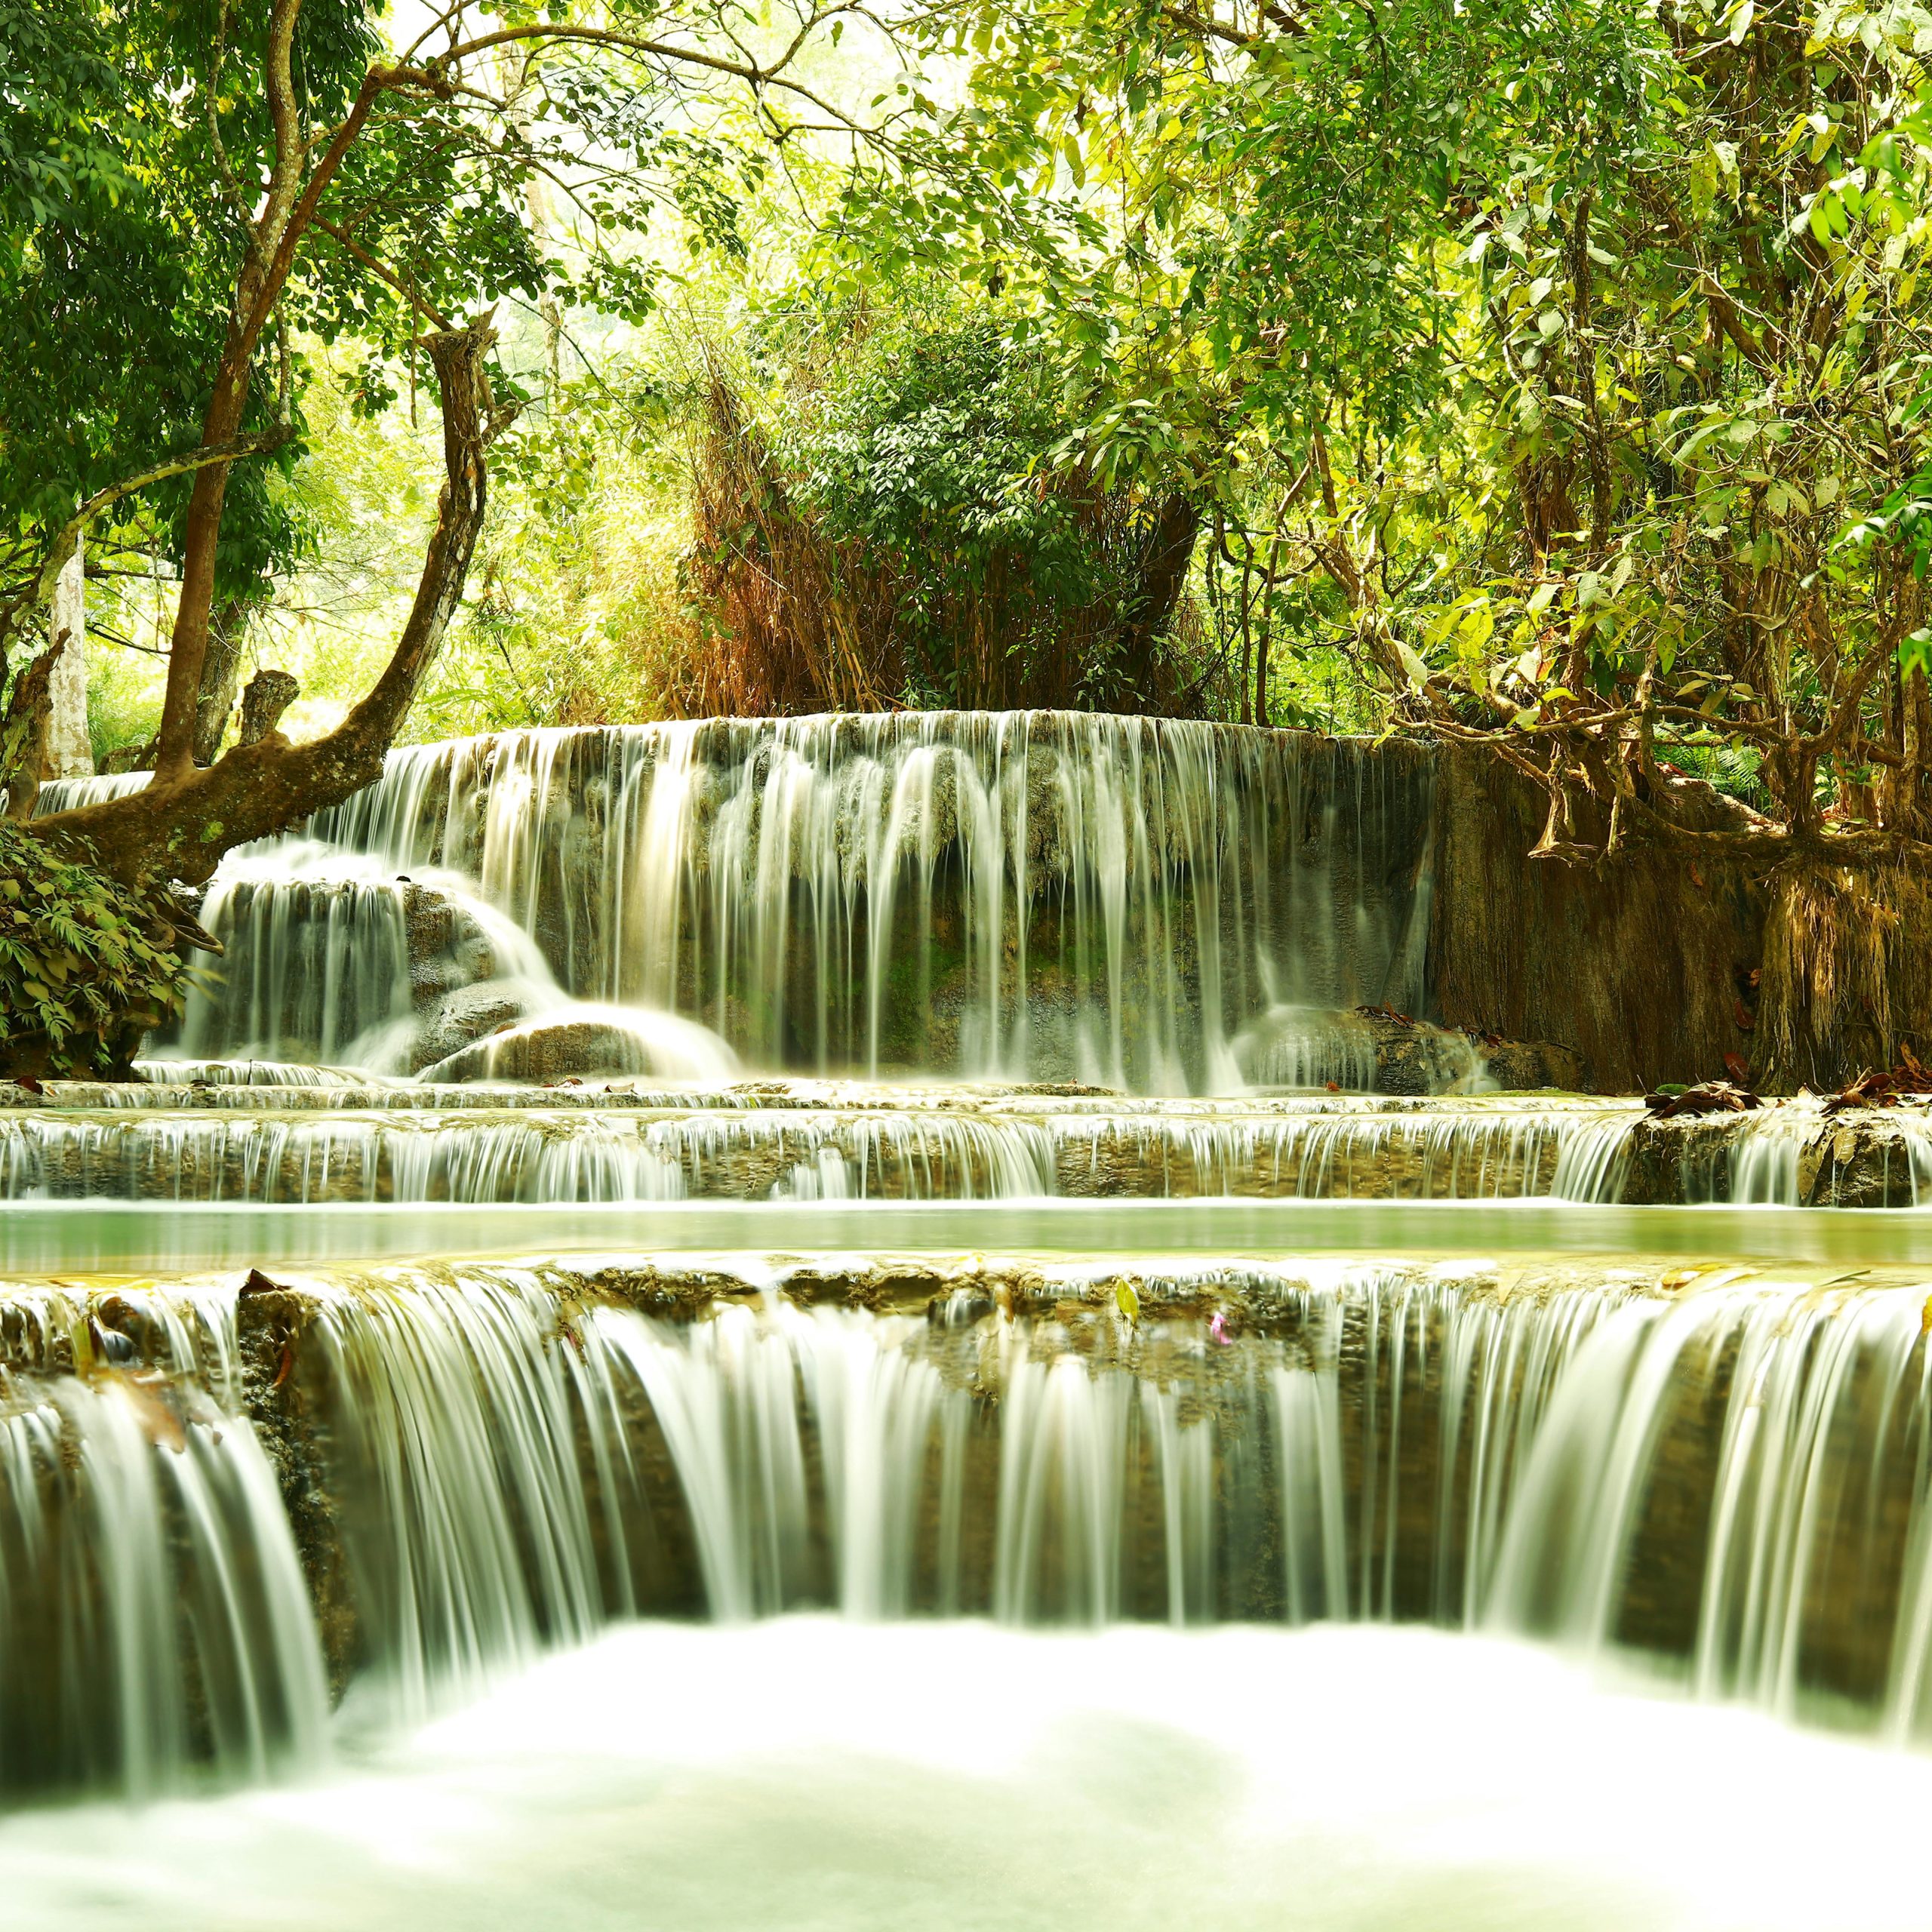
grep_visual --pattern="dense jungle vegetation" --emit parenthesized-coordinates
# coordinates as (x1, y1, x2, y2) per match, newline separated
(5, 0, 1932, 900)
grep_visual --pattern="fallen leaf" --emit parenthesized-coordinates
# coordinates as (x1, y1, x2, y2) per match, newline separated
(1646, 1080, 1761, 1118)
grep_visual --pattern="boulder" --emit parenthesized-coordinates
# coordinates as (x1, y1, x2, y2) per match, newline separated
(406, 983, 527, 1074)
(419, 1011, 737, 1084)
(403, 883, 504, 1005)
(1238, 1005, 1587, 1095)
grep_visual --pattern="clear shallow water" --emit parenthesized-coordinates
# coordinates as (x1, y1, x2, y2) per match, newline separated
(5, 1617, 1929, 1932)
(8, 1197, 1932, 1275)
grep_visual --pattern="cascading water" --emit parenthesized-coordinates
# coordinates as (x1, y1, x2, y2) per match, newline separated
(13, 1251, 1932, 1808)
(43, 714, 1435, 1092)
(277, 1260, 1932, 1722)
(8, 1093, 1926, 1206)
(17, 707, 1932, 1932)
(0, 1287, 328, 1800)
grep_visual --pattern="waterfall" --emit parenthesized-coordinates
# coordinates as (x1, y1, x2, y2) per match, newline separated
(11, 1092, 1930, 1206)
(256, 1263, 1932, 1708)
(43, 716, 1436, 1093)
(0, 1097, 1577, 1204)
(0, 1284, 328, 1801)
(169, 843, 419, 1067)
(16, 1254, 1932, 1801)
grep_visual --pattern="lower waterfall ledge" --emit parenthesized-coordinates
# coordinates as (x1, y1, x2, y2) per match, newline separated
(9, 1243, 1932, 1795)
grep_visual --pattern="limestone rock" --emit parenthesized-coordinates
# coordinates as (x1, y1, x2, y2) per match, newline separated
(406, 984, 525, 1074)
(403, 883, 503, 1005)
(418, 1012, 735, 1084)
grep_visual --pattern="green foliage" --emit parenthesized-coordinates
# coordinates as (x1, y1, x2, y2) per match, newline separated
(0, 0, 326, 632)
(86, 646, 163, 768)
(685, 298, 1214, 712)
(0, 823, 190, 1078)
(413, 358, 703, 735)
(1, 0, 860, 801)
(798, 0, 1932, 842)
(768, 305, 1158, 704)
(20, 0, 1932, 884)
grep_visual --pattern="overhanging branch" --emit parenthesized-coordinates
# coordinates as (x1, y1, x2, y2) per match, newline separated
(12, 429, 297, 626)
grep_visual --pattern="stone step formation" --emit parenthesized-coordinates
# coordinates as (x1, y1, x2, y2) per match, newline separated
(5, 712, 1927, 1829)
(4, 1083, 1927, 1205)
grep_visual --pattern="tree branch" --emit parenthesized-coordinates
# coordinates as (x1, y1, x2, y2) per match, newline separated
(11, 431, 295, 624)
(36, 319, 511, 885)
(312, 217, 459, 329)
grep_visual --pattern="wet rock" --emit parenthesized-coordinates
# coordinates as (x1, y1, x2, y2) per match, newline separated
(234, 1277, 361, 1696)
(1474, 1035, 1588, 1091)
(1802, 1109, 1931, 1206)
(1241, 1006, 1587, 1096)
(407, 984, 526, 1074)
(421, 1017, 691, 1083)
(1613, 1103, 1931, 1208)
(404, 883, 503, 1005)
(1357, 1009, 1585, 1095)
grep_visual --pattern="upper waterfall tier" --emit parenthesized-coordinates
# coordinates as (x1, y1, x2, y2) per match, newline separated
(48, 715, 1438, 1092)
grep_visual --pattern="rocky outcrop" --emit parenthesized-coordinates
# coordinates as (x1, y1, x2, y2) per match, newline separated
(417, 1013, 735, 1084)
(1353, 1009, 1586, 1094)
(234, 1272, 363, 1696)
(1615, 1106, 1932, 1208)
(402, 882, 506, 1007)
(406, 984, 524, 1074)
(1428, 739, 1766, 1093)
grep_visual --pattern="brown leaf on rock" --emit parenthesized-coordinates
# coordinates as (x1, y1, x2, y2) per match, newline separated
(1823, 1050, 1932, 1114)
(1644, 1080, 1761, 1118)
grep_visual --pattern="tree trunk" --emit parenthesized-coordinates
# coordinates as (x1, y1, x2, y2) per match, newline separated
(0, 648, 58, 822)
(192, 595, 260, 766)
(35, 321, 502, 886)
(238, 668, 300, 746)
(1118, 495, 1201, 707)
(44, 542, 93, 780)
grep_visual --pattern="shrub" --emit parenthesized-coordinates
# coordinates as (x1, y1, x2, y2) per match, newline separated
(0, 822, 192, 1078)
(685, 308, 1208, 715)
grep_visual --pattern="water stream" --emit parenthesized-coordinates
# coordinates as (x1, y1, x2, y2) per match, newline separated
(9, 1244, 1932, 1800)
(47, 715, 1435, 1091)
(14, 711, 1931, 1927)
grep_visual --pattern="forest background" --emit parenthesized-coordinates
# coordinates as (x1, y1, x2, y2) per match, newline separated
(6, 0, 1932, 1072)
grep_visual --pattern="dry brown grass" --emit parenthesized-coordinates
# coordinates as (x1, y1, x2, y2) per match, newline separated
(683, 368, 904, 715)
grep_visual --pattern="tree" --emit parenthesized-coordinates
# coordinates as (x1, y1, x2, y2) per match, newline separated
(832, 0, 1932, 872)
(11, 0, 888, 885)
(683, 299, 1212, 712)
(0, 0, 313, 784)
